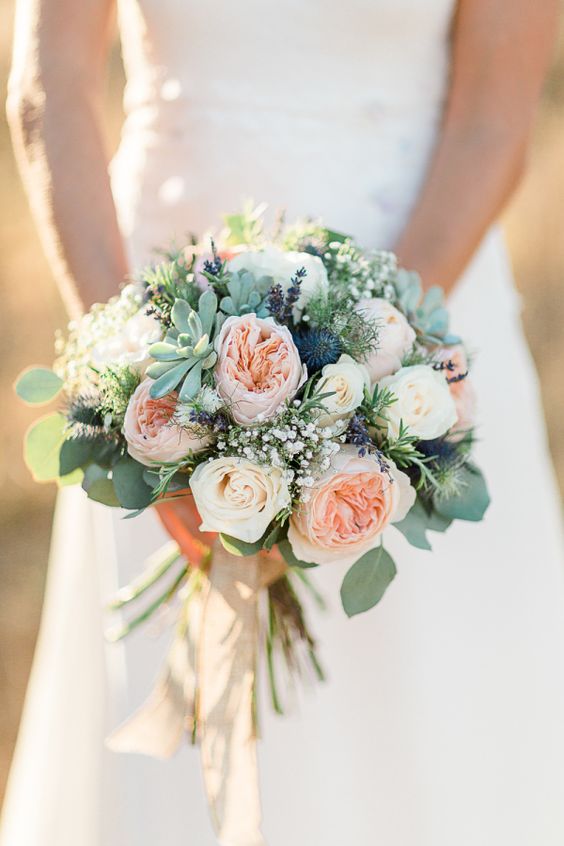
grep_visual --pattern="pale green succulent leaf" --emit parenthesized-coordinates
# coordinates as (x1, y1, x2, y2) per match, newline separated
(149, 359, 195, 398)
(178, 360, 203, 401)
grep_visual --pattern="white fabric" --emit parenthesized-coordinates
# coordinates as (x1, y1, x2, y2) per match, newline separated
(3, 0, 564, 844)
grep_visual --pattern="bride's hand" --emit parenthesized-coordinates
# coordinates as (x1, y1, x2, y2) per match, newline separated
(154, 496, 216, 568)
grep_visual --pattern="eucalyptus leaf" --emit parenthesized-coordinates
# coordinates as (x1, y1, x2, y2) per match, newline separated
(278, 538, 318, 569)
(340, 546, 397, 617)
(59, 437, 94, 476)
(57, 467, 84, 487)
(393, 499, 433, 551)
(15, 367, 63, 405)
(24, 413, 66, 482)
(219, 533, 265, 557)
(263, 522, 286, 551)
(82, 464, 120, 507)
(112, 456, 155, 509)
(435, 466, 490, 522)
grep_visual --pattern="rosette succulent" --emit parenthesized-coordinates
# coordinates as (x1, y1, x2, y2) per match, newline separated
(219, 270, 271, 318)
(146, 290, 224, 401)
(394, 269, 460, 344)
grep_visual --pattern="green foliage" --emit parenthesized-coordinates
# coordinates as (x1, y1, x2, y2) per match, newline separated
(360, 384, 397, 433)
(394, 497, 452, 551)
(82, 464, 121, 506)
(223, 200, 267, 246)
(435, 465, 490, 522)
(15, 367, 63, 405)
(303, 288, 380, 363)
(340, 545, 397, 617)
(219, 270, 271, 318)
(59, 437, 95, 476)
(112, 455, 155, 510)
(24, 413, 67, 482)
(278, 538, 318, 569)
(219, 533, 266, 557)
(147, 290, 223, 401)
(99, 365, 140, 428)
(141, 248, 202, 318)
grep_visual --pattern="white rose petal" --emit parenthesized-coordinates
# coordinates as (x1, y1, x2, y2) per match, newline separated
(379, 364, 458, 440)
(317, 354, 370, 428)
(190, 456, 291, 543)
(228, 246, 328, 315)
(91, 308, 162, 372)
(357, 298, 416, 382)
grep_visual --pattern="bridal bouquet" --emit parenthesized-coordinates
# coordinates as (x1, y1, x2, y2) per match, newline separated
(16, 204, 489, 842)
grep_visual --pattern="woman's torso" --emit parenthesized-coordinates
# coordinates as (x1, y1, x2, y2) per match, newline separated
(111, 0, 456, 266)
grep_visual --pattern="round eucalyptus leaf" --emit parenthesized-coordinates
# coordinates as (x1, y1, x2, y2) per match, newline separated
(340, 546, 397, 618)
(24, 413, 66, 482)
(16, 367, 63, 405)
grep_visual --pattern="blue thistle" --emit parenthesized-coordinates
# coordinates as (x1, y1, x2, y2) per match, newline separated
(293, 327, 342, 372)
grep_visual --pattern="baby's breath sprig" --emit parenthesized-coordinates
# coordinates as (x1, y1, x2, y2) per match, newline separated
(215, 402, 340, 503)
(321, 240, 398, 302)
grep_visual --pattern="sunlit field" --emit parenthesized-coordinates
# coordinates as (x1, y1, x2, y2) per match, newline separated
(1, 0, 563, 802)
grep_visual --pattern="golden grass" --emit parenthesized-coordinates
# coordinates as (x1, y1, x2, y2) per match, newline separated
(0, 0, 563, 804)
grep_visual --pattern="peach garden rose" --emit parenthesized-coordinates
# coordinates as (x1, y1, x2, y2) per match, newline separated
(123, 378, 209, 465)
(214, 313, 306, 426)
(288, 445, 415, 567)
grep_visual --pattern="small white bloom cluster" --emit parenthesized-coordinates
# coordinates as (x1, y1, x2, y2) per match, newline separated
(215, 404, 341, 503)
(324, 241, 398, 302)
(55, 284, 144, 394)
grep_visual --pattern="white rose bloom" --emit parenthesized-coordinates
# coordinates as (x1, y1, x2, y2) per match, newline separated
(317, 354, 370, 428)
(190, 456, 291, 543)
(227, 246, 328, 314)
(357, 298, 416, 382)
(91, 308, 162, 371)
(379, 364, 458, 440)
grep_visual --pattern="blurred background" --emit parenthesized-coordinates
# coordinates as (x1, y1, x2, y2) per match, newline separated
(1, 0, 564, 804)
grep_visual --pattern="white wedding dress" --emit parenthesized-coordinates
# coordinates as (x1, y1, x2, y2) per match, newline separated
(3, 1, 564, 844)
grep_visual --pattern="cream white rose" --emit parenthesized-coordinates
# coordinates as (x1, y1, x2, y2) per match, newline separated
(91, 307, 162, 372)
(357, 298, 416, 382)
(317, 354, 370, 428)
(189, 456, 291, 543)
(228, 246, 328, 314)
(379, 364, 458, 440)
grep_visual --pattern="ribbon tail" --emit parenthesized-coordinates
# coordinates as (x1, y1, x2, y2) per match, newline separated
(198, 542, 267, 846)
(107, 589, 201, 759)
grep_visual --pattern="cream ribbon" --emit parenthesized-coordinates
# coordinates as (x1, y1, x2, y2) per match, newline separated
(108, 540, 286, 846)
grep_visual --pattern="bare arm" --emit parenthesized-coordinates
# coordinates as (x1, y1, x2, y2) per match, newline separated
(394, 0, 559, 293)
(6, 0, 128, 319)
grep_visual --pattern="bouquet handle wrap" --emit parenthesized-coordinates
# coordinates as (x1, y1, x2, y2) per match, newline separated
(108, 539, 286, 846)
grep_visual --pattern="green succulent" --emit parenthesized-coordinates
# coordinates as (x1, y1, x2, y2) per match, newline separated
(146, 290, 224, 401)
(394, 269, 460, 344)
(220, 270, 271, 318)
